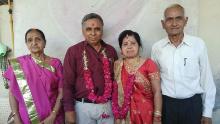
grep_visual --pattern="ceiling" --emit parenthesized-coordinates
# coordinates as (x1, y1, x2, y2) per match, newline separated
(0, 0, 12, 6)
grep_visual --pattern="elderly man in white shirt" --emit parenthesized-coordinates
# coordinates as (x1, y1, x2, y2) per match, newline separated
(151, 3, 216, 124)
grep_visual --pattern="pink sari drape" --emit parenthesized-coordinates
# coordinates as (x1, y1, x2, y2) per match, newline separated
(4, 55, 64, 124)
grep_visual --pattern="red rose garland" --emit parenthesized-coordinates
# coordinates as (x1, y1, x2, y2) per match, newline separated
(112, 74, 135, 119)
(83, 49, 113, 103)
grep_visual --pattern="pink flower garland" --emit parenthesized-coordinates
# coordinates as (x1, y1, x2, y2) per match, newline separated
(112, 74, 135, 119)
(83, 49, 113, 103)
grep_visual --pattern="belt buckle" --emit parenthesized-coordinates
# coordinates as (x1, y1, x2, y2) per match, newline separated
(81, 98, 94, 103)
(82, 98, 85, 103)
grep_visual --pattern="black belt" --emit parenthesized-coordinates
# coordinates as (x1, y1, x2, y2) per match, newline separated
(75, 98, 96, 103)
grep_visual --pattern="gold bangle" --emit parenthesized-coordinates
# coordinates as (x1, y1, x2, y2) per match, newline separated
(52, 110, 56, 114)
(154, 110, 161, 116)
(12, 112, 16, 117)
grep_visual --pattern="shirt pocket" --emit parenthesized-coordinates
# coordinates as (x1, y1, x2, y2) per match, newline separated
(183, 57, 199, 79)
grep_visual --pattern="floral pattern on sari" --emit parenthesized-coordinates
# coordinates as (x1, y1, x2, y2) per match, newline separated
(113, 58, 160, 124)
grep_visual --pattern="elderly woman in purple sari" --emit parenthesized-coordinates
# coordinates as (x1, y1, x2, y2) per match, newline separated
(4, 28, 64, 124)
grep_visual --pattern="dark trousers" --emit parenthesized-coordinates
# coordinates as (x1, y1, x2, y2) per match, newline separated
(162, 94, 202, 124)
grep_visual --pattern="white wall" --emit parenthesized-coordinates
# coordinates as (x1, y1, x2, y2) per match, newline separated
(199, 0, 220, 108)
(0, 5, 12, 48)
(198, 1, 220, 123)
(199, 0, 220, 77)
(0, 5, 16, 123)
(0, 5, 11, 122)
(0, 3, 11, 112)
(0, 5, 11, 96)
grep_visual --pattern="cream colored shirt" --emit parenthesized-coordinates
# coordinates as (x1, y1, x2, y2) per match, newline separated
(151, 34, 216, 117)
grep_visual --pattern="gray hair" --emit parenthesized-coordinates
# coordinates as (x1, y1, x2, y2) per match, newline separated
(164, 4, 185, 18)
(81, 13, 104, 26)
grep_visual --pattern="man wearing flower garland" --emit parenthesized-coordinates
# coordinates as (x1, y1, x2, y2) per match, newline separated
(63, 13, 118, 124)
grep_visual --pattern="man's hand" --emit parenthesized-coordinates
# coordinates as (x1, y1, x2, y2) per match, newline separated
(65, 111, 76, 124)
(201, 116, 212, 124)
(114, 119, 121, 124)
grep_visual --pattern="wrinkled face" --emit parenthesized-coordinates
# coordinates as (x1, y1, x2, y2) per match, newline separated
(162, 7, 188, 36)
(26, 30, 45, 54)
(121, 35, 139, 58)
(82, 18, 103, 45)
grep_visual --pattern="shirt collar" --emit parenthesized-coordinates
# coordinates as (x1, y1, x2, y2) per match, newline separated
(83, 40, 107, 53)
(162, 33, 192, 47)
(182, 34, 192, 46)
(161, 37, 170, 47)
(83, 40, 106, 47)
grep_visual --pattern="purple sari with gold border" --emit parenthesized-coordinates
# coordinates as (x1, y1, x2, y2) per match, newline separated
(4, 55, 64, 124)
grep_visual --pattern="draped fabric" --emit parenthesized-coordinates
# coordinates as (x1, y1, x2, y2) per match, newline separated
(4, 55, 64, 124)
(114, 58, 160, 124)
(13, 1, 198, 59)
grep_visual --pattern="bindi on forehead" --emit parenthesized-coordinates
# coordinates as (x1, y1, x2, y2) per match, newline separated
(85, 22, 99, 28)
(91, 23, 95, 26)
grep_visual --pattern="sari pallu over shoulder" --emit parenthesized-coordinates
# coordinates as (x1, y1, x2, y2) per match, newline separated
(9, 58, 40, 123)
(112, 59, 160, 124)
(6, 55, 61, 124)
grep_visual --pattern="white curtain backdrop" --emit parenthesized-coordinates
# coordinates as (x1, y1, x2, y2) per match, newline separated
(13, 0, 198, 60)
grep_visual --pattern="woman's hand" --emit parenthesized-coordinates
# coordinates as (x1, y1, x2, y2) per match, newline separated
(14, 115, 23, 124)
(153, 115, 162, 124)
(40, 113, 56, 124)
(65, 111, 76, 124)
(9, 91, 22, 124)
(115, 119, 122, 124)
(153, 121, 161, 124)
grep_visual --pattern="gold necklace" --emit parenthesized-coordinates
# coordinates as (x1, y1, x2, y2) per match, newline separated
(31, 54, 46, 61)
(124, 56, 140, 74)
